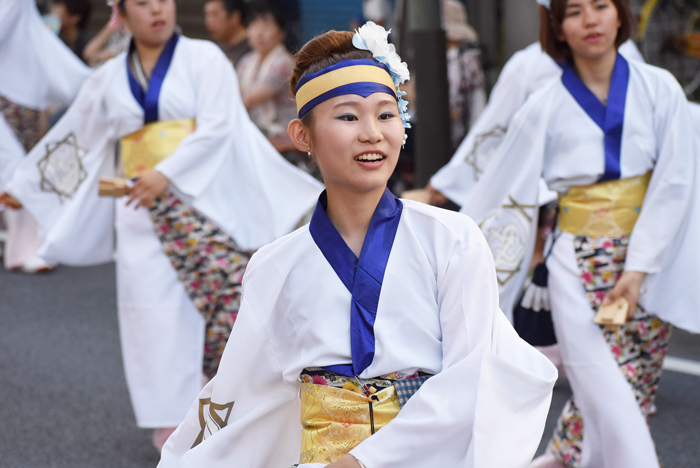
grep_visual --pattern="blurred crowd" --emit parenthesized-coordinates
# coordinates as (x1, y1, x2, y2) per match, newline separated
(0, 0, 486, 271)
(52, 0, 481, 167)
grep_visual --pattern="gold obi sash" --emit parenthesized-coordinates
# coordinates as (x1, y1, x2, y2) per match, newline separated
(299, 382, 401, 464)
(119, 118, 196, 179)
(558, 172, 651, 237)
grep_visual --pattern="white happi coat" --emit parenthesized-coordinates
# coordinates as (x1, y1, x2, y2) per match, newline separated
(430, 40, 643, 208)
(7, 36, 323, 427)
(158, 199, 557, 468)
(462, 58, 699, 468)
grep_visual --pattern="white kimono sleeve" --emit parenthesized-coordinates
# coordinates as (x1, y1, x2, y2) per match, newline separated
(349, 223, 557, 468)
(0, 1, 22, 42)
(5, 68, 116, 265)
(0, 116, 24, 189)
(158, 258, 303, 468)
(0, 0, 90, 110)
(154, 43, 237, 199)
(634, 80, 700, 333)
(624, 75, 694, 274)
(460, 90, 550, 318)
(155, 41, 322, 250)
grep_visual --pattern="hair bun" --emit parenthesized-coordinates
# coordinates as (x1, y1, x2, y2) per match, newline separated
(290, 30, 373, 96)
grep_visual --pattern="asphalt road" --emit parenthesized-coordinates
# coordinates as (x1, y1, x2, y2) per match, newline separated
(1, 263, 699, 468)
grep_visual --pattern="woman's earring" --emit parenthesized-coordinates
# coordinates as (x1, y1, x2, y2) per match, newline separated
(307, 147, 312, 157)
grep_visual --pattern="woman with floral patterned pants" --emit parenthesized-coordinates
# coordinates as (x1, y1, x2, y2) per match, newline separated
(459, 1, 700, 467)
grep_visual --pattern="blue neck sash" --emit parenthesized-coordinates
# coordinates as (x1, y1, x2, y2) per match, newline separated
(561, 53, 630, 182)
(127, 33, 179, 124)
(309, 188, 403, 377)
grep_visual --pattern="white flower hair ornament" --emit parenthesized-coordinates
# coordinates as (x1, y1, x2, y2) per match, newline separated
(352, 22, 412, 143)
(536, 0, 551, 9)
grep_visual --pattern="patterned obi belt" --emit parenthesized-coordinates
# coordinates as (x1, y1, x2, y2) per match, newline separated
(297, 368, 432, 465)
(120, 118, 196, 179)
(558, 172, 651, 237)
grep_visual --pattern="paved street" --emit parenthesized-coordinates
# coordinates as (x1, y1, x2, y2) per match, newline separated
(1, 263, 699, 467)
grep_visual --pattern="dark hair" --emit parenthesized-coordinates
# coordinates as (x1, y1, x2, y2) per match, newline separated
(54, 0, 93, 30)
(223, 0, 246, 16)
(539, 0, 633, 62)
(36, 0, 51, 15)
(246, 1, 287, 32)
(205, 0, 247, 17)
(290, 30, 373, 124)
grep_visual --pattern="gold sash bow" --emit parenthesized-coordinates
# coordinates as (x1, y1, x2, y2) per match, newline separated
(119, 118, 195, 179)
(299, 383, 401, 464)
(558, 172, 651, 237)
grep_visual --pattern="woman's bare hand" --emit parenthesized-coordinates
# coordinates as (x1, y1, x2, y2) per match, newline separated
(425, 183, 448, 206)
(0, 192, 22, 209)
(126, 170, 170, 209)
(603, 271, 646, 319)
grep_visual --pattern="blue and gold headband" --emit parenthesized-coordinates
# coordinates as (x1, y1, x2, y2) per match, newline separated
(295, 59, 397, 120)
(295, 22, 412, 142)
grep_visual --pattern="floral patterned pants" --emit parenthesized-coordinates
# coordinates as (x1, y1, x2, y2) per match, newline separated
(548, 235, 672, 467)
(149, 192, 252, 379)
(0, 94, 41, 152)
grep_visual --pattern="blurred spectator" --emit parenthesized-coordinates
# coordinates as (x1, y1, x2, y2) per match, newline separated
(444, 0, 485, 149)
(237, 2, 296, 138)
(266, 0, 301, 52)
(83, 6, 131, 68)
(204, 0, 251, 67)
(51, 0, 94, 63)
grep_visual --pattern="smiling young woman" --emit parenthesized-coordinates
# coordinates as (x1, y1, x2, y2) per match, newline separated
(456, 1, 700, 468)
(287, 32, 405, 256)
(289, 90, 404, 256)
(157, 24, 557, 468)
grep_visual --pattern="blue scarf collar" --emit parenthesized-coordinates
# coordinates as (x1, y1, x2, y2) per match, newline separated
(561, 53, 630, 182)
(127, 33, 179, 125)
(309, 188, 403, 377)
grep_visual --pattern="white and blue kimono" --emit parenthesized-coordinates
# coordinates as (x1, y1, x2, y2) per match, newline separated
(158, 188, 557, 468)
(430, 40, 644, 210)
(461, 54, 699, 468)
